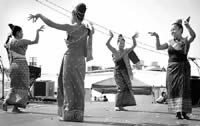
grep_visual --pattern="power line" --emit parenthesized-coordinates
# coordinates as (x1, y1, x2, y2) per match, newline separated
(36, 0, 70, 17)
(43, 0, 156, 49)
(35, 0, 167, 56)
(45, 0, 71, 13)
(137, 46, 167, 55)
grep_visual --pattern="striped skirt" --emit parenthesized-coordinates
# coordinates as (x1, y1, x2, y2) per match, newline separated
(166, 61, 192, 113)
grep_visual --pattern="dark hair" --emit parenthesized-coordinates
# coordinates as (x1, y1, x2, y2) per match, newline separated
(161, 92, 166, 96)
(87, 28, 91, 36)
(74, 3, 87, 22)
(8, 24, 22, 37)
(118, 34, 123, 38)
(172, 19, 183, 33)
(117, 34, 125, 44)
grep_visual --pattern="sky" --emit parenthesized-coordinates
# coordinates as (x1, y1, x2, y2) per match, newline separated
(0, 0, 200, 74)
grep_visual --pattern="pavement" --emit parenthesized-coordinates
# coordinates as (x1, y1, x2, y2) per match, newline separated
(0, 95, 200, 126)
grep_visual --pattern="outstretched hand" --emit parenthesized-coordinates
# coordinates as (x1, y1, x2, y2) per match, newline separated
(109, 30, 114, 38)
(148, 32, 158, 37)
(37, 25, 45, 32)
(184, 16, 190, 26)
(132, 32, 139, 39)
(28, 14, 39, 23)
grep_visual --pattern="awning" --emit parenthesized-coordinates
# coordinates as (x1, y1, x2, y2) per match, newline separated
(91, 77, 153, 95)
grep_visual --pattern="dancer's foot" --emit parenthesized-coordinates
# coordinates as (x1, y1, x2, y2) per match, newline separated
(58, 116, 64, 121)
(114, 107, 120, 111)
(182, 112, 190, 120)
(176, 112, 183, 119)
(12, 106, 22, 113)
(119, 107, 128, 111)
(114, 107, 128, 111)
(2, 102, 7, 111)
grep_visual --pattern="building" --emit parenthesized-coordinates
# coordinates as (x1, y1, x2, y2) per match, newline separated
(29, 57, 37, 66)
(87, 66, 102, 72)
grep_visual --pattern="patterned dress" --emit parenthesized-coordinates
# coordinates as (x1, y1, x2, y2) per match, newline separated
(4, 39, 29, 108)
(57, 24, 90, 122)
(113, 53, 136, 107)
(166, 39, 192, 113)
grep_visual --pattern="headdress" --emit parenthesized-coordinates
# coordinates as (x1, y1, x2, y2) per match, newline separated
(8, 24, 22, 36)
(74, 3, 87, 21)
(117, 34, 125, 43)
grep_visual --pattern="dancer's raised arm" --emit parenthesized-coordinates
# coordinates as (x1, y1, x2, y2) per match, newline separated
(28, 14, 73, 32)
(126, 32, 138, 53)
(149, 32, 168, 50)
(184, 17, 196, 43)
(16, 25, 45, 46)
(106, 30, 117, 54)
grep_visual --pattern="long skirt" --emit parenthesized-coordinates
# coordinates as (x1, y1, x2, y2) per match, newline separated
(57, 55, 85, 122)
(166, 61, 192, 113)
(4, 59, 29, 108)
(114, 69, 136, 107)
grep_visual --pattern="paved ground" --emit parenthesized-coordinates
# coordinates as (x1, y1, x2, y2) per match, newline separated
(0, 96, 200, 126)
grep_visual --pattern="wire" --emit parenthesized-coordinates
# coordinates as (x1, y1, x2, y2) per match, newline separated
(43, 0, 156, 49)
(36, 0, 70, 17)
(35, 0, 167, 56)
(45, 0, 71, 13)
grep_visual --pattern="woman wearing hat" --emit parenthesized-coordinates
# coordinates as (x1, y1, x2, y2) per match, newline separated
(28, 3, 94, 122)
(149, 17, 196, 119)
(106, 31, 138, 111)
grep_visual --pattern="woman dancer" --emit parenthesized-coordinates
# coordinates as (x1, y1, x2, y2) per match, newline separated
(2, 24, 44, 113)
(28, 3, 94, 121)
(106, 31, 138, 111)
(149, 17, 196, 119)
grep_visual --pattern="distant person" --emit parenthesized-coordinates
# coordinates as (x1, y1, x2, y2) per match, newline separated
(28, 3, 94, 122)
(2, 24, 44, 113)
(106, 31, 138, 111)
(94, 96, 97, 101)
(156, 91, 167, 104)
(103, 95, 108, 102)
(161, 67, 166, 72)
(149, 17, 196, 120)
